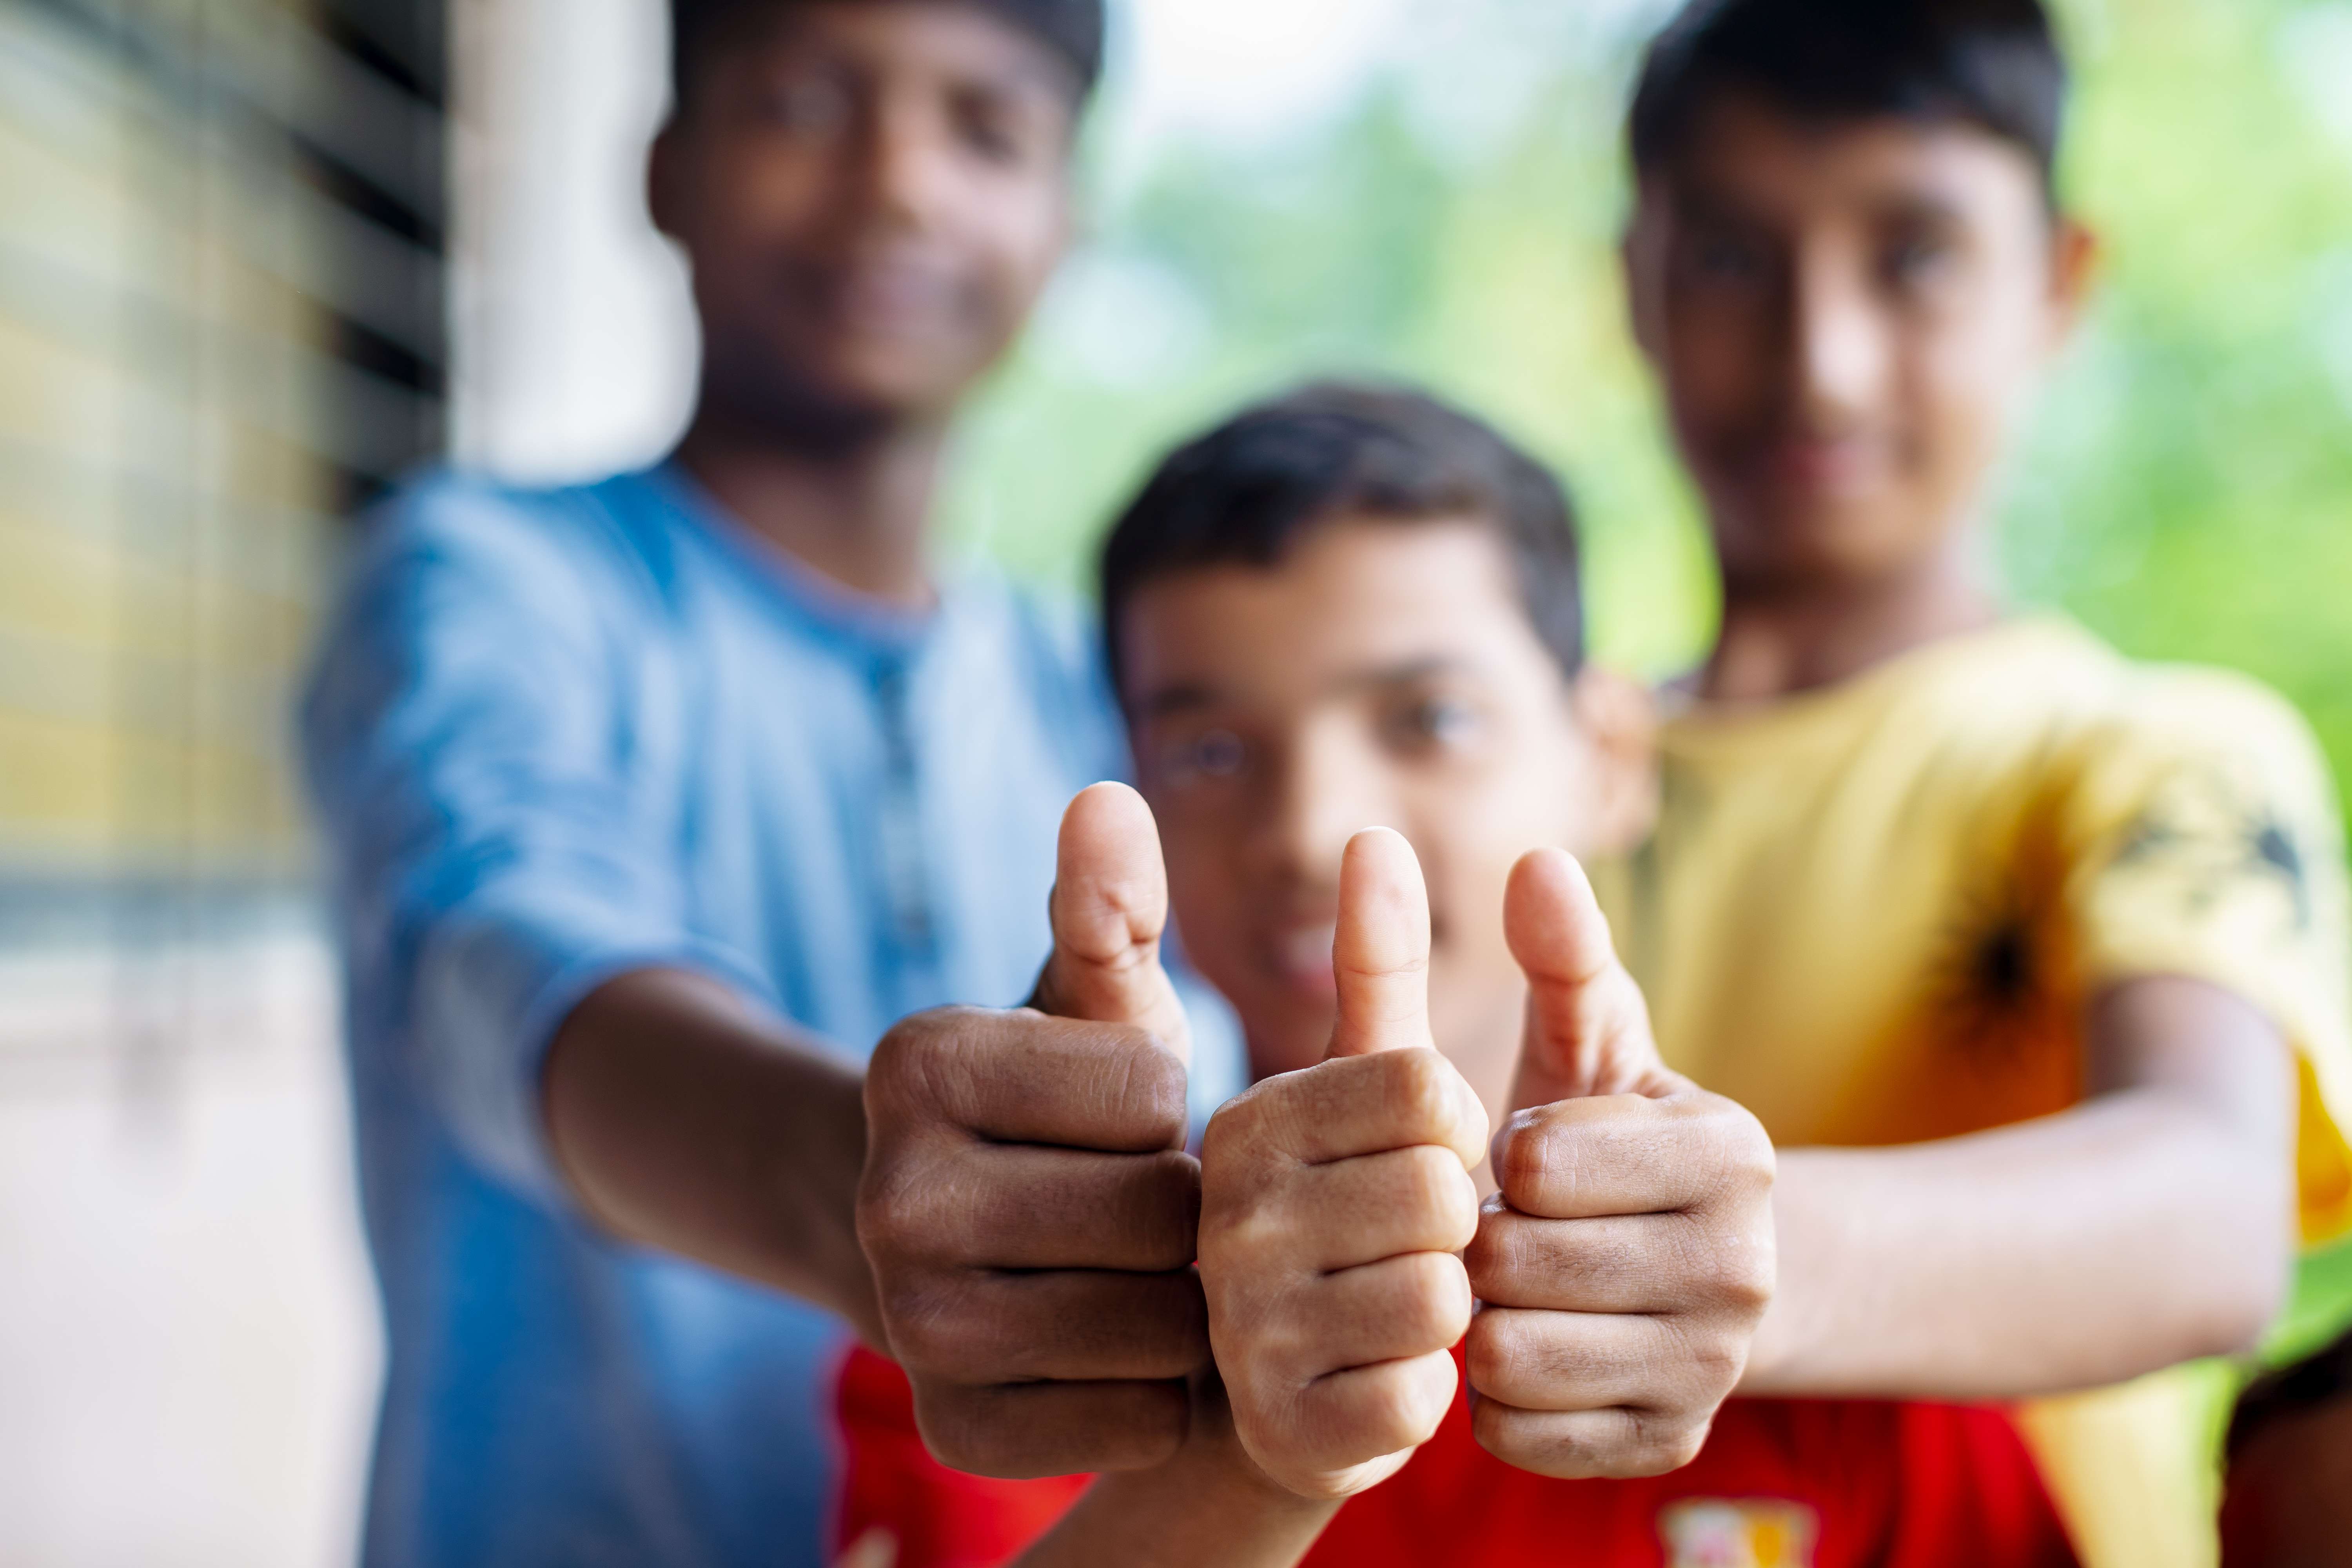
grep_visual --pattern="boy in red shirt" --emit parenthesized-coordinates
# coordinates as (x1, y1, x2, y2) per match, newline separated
(837, 385, 2078, 1566)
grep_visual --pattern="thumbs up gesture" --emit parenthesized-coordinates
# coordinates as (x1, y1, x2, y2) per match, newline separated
(1463, 849, 1777, 1478)
(1198, 829, 1491, 1499)
(858, 784, 1209, 1479)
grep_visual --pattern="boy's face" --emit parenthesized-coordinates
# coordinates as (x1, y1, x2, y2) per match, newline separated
(652, 2, 1076, 429)
(1626, 94, 2094, 595)
(1121, 519, 1646, 1092)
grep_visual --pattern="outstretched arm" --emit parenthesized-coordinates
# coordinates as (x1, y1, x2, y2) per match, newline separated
(1744, 974, 2296, 1400)
(544, 971, 883, 1343)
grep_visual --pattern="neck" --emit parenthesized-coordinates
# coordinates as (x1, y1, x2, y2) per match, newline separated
(1699, 533, 2002, 706)
(673, 396, 949, 610)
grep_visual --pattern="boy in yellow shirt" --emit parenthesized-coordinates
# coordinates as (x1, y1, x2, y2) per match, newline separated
(1604, 1, 2352, 1563)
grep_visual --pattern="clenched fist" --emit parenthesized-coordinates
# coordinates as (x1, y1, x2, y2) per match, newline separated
(858, 785, 1210, 1479)
(1465, 849, 1777, 1477)
(1199, 829, 1490, 1499)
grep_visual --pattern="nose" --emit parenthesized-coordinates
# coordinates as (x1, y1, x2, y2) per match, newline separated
(858, 90, 954, 234)
(1787, 241, 1887, 428)
(1252, 723, 1396, 894)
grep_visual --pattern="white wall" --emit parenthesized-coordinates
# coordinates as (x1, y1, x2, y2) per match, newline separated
(447, 0, 701, 483)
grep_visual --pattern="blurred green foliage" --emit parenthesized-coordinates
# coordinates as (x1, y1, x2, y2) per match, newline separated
(944, 0, 2352, 1359)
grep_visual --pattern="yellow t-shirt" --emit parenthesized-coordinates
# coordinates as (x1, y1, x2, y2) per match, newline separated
(1592, 617, 2352, 1568)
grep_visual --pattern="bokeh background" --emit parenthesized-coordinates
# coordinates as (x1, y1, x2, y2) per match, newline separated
(2, 0, 2348, 1561)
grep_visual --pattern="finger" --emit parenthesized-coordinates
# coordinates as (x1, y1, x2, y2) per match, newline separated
(1326, 828, 1433, 1060)
(868, 1008, 1189, 1151)
(1469, 1398, 1711, 1481)
(1282, 1146, 1480, 1273)
(1033, 783, 1191, 1061)
(917, 1377, 1191, 1479)
(1466, 1206, 1728, 1314)
(1465, 1307, 1739, 1415)
(1207, 1049, 1487, 1171)
(1503, 849, 1673, 1109)
(1293, 1251, 1475, 1372)
(1279, 1347, 1459, 1479)
(1490, 1093, 1771, 1221)
(891, 1269, 1209, 1385)
(880, 1144, 1200, 1272)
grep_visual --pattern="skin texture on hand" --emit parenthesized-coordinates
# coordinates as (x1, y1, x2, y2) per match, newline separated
(1464, 849, 1778, 1479)
(1200, 829, 1491, 1499)
(857, 784, 1213, 1479)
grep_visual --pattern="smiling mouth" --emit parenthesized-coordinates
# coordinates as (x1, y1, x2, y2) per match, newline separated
(821, 255, 965, 336)
(1760, 434, 1893, 495)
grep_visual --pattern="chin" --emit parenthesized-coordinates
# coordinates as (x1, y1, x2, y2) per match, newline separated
(1722, 509, 1922, 591)
(806, 348, 975, 418)
(1231, 993, 1331, 1083)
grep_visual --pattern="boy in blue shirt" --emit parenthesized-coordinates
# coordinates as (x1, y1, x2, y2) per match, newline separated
(298, 4, 1210, 1564)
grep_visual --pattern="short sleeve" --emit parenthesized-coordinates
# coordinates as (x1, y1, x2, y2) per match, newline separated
(301, 476, 765, 1204)
(2058, 670, 2352, 1242)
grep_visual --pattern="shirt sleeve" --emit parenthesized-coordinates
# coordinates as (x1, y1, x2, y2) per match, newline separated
(2056, 668, 2352, 1243)
(301, 477, 766, 1204)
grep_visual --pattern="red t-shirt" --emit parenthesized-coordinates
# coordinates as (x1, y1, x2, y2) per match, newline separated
(835, 1346, 2079, 1568)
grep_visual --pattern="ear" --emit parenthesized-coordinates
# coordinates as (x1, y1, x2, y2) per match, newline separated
(1621, 187, 1671, 368)
(2043, 214, 2101, 352)
(1570, 664, 1659, 855)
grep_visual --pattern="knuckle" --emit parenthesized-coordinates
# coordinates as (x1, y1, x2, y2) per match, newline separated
(1201, 1092, 1270, 1167)
(1462, 1309, 1530, 1394)
(1688, 1096, 1777, 1195)
(886, 1289, 991, 1377)
(1719, 1251, 1777, 1318)
(1400, 1145, 1472, 1230)
(1670, 1318, 1748, 1396)
(1387, 1049, 1458, 1135)
(1105, 1029, 1191, 1131)
(1398, 1254, 1473, 1347)
(1623, 1412, 1710, 1478)
(1461, 1212, 1521, 1298)
(1359, 1367, 1441, 1454)
(1494, 1117, 1559, 1209)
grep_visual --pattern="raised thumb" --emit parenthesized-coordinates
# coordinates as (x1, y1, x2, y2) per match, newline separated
(1325, 828, 1436, 1060)
(1031, 782, 1192, 1063)
(1503, 848, 1676, 1109)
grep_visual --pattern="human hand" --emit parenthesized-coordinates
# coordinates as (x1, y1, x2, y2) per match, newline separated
(1464, 849, 1776, 1477)
(858, 784, 1207, 1479)
(1198, 829, 1490, 1499)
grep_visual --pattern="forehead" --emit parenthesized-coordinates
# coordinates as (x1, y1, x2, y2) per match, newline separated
(1118, 517, 1547, 707)
(1641, 91, 2047, 229)
(699, 1, 1076, 98)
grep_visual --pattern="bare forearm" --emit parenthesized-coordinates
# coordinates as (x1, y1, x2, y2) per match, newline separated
(1744, 1089, 2292, 1399)
(1016, 1416, 1339, 1568)
(543, 968, 882, 1344)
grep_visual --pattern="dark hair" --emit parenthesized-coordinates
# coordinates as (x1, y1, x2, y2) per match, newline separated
(2227, 1325, 2352, 1458)
(671, 0, 1105, 109)
(1630, 0, 2069, 201)
(1100, 383, 1584, 696)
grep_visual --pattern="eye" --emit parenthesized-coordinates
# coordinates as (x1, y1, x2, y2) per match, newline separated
(1390, 696, 1483, 753)
(1883, 232, 1961, 294)
(956, 102, 1026, 164)
(1161, 729, 1249, 785)
(951, 87, 1057, 168)
(755, 70, 853, 137)
(1686, 229, 1773, 289)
